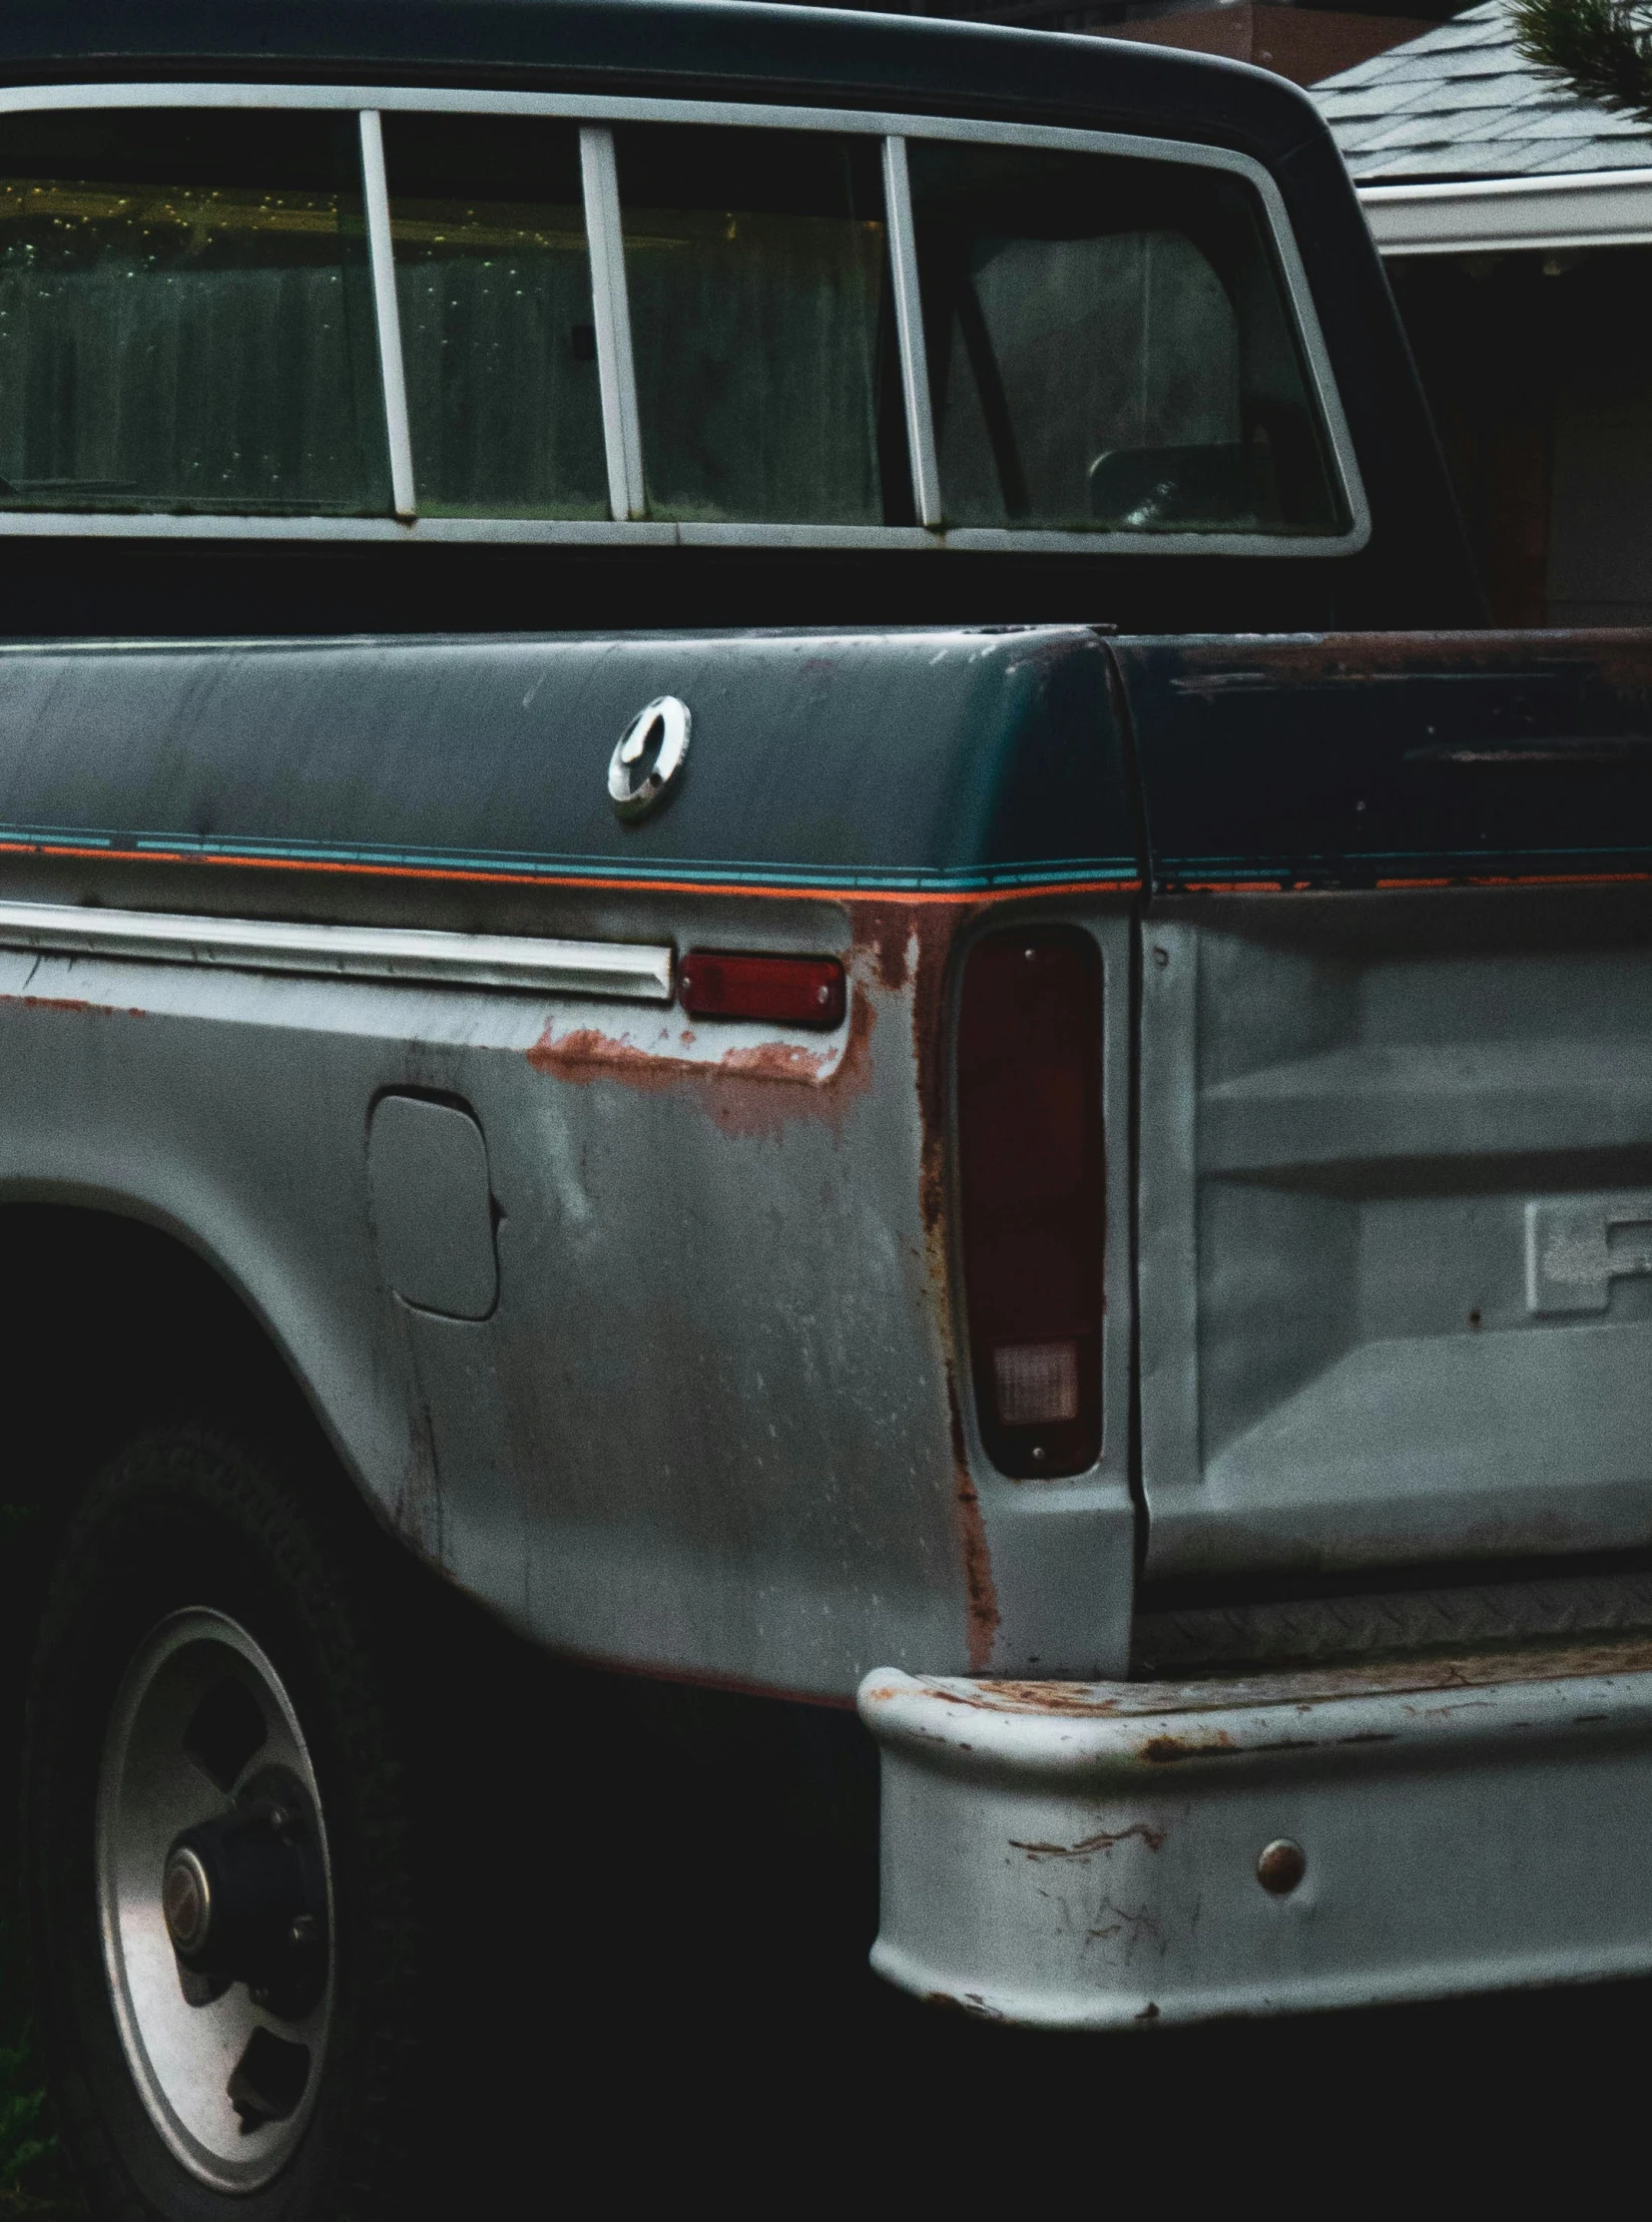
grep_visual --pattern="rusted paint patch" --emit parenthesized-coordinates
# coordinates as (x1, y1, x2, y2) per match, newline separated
(1137, 1731, 1238, 1765)
(529, 1023, 829, 1086)
(924, 923, 1000, 1673)
(949, 1394, 999, 1673)
(929, 1678, 1126, 1717)
(1159, 628, 1618, 692)
(527, 986, 876, 1141)
(1009, 1823, 1166, 1860)
(853, 892, 1003, 1673)
(1, 993, 147, 1018)
(901, 1631, 1652, 1722)
(524, 887, 1005, 1664)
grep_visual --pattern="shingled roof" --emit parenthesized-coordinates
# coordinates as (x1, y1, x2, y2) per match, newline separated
(1314, 0, 1652, 182)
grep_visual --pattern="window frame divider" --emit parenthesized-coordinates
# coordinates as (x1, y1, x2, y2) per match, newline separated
(359, 109, 417, 521)
(882, 137, 942, 531)
(580, 126, 648, 523)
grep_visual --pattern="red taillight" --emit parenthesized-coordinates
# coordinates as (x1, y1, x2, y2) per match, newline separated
(679, 951, 845, 1029)
(957, 926, 1104, 1477)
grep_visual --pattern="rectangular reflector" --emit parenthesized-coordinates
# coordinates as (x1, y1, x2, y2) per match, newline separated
(679, 950, 845, 1028)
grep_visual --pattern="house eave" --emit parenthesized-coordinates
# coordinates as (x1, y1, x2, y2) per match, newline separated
(1361, 166, 1652, 255)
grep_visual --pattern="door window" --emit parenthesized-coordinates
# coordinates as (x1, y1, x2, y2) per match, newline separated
(0, 111, 388, 514)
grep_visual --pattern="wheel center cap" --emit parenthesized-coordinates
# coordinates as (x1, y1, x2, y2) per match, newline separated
(161, 1846, 212, 1955)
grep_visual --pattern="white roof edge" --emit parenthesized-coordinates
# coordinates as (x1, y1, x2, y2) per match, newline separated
(1359, 165, 1652, 253)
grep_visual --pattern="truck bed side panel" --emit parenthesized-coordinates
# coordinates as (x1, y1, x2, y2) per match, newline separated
(0, 625, 1138, 1692)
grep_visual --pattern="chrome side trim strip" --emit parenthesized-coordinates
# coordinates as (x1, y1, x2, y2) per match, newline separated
(359, 111, 417, 521)
(0, 900, 675, 1000)
(580, 126, 648, 523)
(882, 138, 941, 532)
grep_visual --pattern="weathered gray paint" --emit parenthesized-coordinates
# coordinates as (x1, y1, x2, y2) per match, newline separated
(1139, 889, 1652, 1580)
(863, 1643, 1652, 2025)
(366, 1094, 498, 1322)
(0, 624, 1142, 1689)
(0, 895, 1135, 1694)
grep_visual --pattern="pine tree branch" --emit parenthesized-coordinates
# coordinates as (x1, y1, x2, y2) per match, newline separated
(1512, 0, 1652, 124)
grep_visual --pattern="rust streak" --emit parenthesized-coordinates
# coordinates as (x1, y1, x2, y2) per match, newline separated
(933, 1678, 1125, 1717)
(526, 987, 876, 1140)
(1, 993, 146, 1018)
(1186, 869, 1652, 894)
(1179, 878, 1286, 893)
(1136, 1732, 1238, 1765)
(1158, 625, 1642, 688)
(863, 890, 1004, 1673)
(951, 1442, 1000, 1673)
(1009, 1823, 1166, 1860)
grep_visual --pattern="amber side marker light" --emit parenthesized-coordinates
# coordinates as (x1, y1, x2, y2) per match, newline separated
(679, 950, 846, 1029)
(957, 926, 1104, 1477)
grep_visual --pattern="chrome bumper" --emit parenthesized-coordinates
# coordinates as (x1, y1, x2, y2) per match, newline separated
(858, 1641, 1652, 2028)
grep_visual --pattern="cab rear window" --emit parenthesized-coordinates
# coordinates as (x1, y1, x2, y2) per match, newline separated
(0, 96, 1359, 551)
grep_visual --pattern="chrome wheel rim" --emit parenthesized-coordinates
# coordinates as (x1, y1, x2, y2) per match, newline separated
(96, 1609, 334, 2192)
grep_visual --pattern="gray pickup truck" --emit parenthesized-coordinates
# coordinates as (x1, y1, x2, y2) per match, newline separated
(2, 0, 1648, 2211)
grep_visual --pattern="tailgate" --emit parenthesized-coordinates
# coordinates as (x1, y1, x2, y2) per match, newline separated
(1112, 629, 1652, 1583)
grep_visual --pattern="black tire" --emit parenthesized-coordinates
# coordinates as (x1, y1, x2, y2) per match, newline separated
(21, 1423, 422, 2222)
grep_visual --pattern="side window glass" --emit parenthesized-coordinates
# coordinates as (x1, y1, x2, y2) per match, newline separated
(907, 141, 1344, 537)
(382, 115, 606, 519)
(612, 125, 903, 526)
(0, 111, 388, 514)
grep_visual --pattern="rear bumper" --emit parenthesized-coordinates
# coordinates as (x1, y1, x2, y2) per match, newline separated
(857, 1641, 1652, 2028)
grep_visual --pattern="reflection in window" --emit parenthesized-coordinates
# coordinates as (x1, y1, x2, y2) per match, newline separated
(614, 126, 902, 525)
(384, 116, 607, 519)
(0, 112, 387, 513)
(909, 142, 1343, 536)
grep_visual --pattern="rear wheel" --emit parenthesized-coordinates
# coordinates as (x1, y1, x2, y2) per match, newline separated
(22, 1424, 421, 2221)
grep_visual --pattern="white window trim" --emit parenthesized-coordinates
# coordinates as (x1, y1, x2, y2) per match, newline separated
(358, 110, 416, 519)
(1361, 167, 1652, 259)
(0, 78, 1371, 558)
